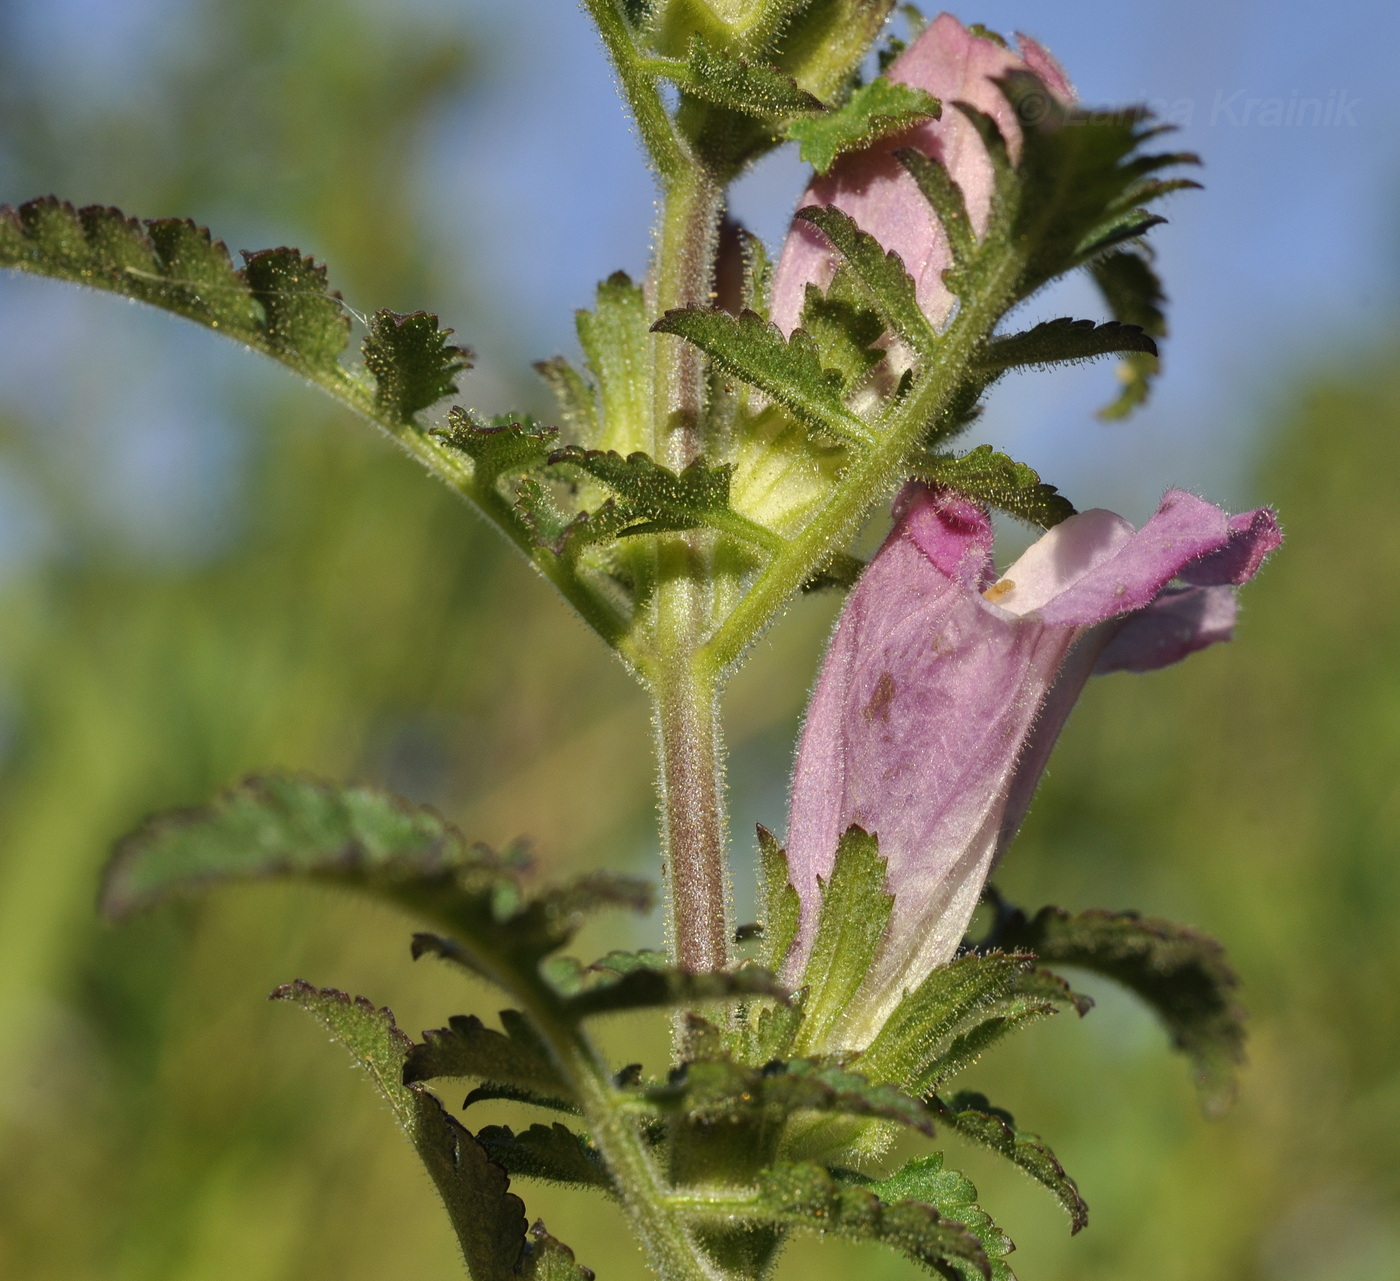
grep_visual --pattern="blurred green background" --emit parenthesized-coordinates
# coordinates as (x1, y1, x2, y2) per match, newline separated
(0, 2, 1396, 1280)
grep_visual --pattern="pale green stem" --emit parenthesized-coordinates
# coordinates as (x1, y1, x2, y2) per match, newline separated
(505, 983, 723, 1281)
(578, 0, 687, 178)
(645, 162, 730, 975)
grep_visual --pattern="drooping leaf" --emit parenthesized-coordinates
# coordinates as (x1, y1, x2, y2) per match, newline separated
(931, 1092, 1087, 1232)
(995, 74, 1200, 301)
(363, 308, 471, 423)
(403, 1012, 569, 1100)
(478, 1123, 613, 1191)
(786, 80, 940, 174)
(860, 1154, 1015, 1281)
(652, 307, 874, 446)
(792, 826, 894, 1054)
(1091, 249, 1167, 419)
(703, 1160, 991, 1279)
(795, 205, 935, 357)
(271, 982, 529, 1281)
(659, 38, 824, 120)
(0, 198, 471, 429)
(993, 902, 1245, 1113)
(919, 446, 1075, 529)
(103, 774, 653, 994)
(976, 317, 1157, 375)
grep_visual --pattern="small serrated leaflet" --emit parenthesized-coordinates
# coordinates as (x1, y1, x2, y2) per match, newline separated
(363, 309, 471, 422)
(652, 307, 874, 446)
(919, 446, 1075, 529)
(787, 80, 941, 174)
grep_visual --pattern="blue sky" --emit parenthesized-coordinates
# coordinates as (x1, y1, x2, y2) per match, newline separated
(0, 0, 1397, 560)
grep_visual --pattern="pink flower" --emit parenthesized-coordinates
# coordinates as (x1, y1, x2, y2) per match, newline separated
(784, 486, 1281, 1046)
(771, 14, 1073, 337)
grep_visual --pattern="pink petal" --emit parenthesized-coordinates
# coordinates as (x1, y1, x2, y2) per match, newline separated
(783, 485, 1281, 1044)
(1094, 586, 1239, 674)
(1179, 507, 1284, 587)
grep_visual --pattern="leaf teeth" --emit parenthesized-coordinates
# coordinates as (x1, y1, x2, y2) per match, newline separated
(786, 79, 941, 173)
(920, 446, 1075, 529)
(931, 1092, 1088, 1233)
(240, 246, 349, 371)
(658, 36, 826, 120)
(990, 900, 1246, 1114)
(652, 306, 874, 446)
(271, 981, 535, 1281)
(363, 308, 471, 423)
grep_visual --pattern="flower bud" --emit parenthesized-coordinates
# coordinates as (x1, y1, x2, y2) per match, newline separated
(771, 13, 1072, 336)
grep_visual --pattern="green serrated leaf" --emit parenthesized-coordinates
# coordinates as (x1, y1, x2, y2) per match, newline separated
(0, 200, 258, 336)
(577, 272, 653, 456)
(860, 1154, 1015, 1281)
(271, 982, 528, 1281)
(996, 74, 1199, 302)
(403, 1012, 569, 1101)
(632, 1057, 935, 1138)
(562, 964, 787, 1021)
(547, 446, 732, 534)
(795, 205, 935, 357)
(798, 279, 887, 393)
(995, 903, 1245, 1113)
(363, 309, 470, 422)
(757, 827, 801, 975)
(436, 409, 558, 486)
(793, 827, 894, 1054)
(932, 1092, 1087, 1233)
(714, 1160, 992, 1278)
(1091, 249, 1167, 419)
(787, 80, 940, 174)
(478, 1122, 613, 1191)
(918, 446, 1075, 529)
(977, 317, 1157, 374)
(653, 307, 874, 446)
(659, 37, 825, 119)
(534, 356, 600, 440)
(240, 246, 350, 372)
(853, 952, 1040, 1094)
(103, 774, 653, 995)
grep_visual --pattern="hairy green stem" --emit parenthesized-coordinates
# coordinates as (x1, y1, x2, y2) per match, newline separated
(516, 991, 723, 1281)
(579, 0, 687, 178)
(646, 164, 730, 974)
